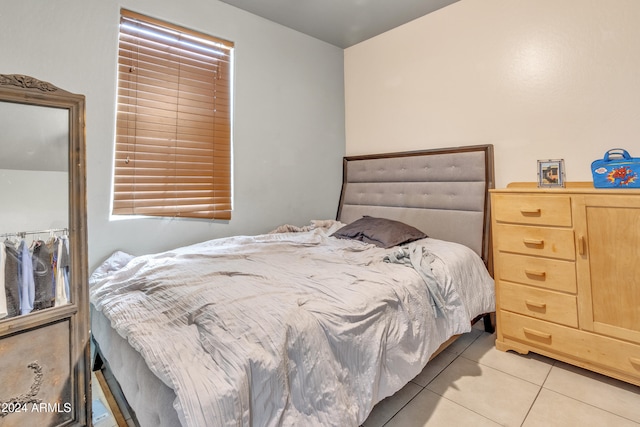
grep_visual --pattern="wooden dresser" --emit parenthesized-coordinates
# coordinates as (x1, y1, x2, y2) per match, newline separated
(491, 182, 640, 387)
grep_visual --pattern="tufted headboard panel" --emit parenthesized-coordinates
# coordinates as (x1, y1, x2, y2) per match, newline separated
(336, 145, 494, 267)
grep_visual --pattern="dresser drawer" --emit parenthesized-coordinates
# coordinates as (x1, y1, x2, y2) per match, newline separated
(494, 224, 575, 260)
(499, 281, 578, 327)
(500, 311, 640, 380)
(493, 194, 572, 226)
(497, 252, 576, 293)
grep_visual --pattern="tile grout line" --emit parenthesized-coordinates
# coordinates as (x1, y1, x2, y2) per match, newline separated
(517, 359, 555, 426)
(540, 361, 640, 425)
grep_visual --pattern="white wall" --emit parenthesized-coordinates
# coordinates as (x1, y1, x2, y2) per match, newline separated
(0, 170, 68, 234)
(345, 0, 640, 188)
(0, 0, 345, 270)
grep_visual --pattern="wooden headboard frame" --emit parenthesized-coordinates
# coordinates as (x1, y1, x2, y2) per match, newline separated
(336, 144, 495, 273)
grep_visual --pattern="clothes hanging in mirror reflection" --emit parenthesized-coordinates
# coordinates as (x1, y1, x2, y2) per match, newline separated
(0, 230, 70, 319)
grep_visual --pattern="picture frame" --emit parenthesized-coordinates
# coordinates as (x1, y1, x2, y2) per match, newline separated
(537, 159, 565, 188)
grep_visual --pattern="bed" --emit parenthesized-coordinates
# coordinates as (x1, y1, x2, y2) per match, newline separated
(90, 144, 495, 427)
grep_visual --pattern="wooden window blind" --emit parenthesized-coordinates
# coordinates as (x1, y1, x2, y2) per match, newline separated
(112, 9, 233, 220)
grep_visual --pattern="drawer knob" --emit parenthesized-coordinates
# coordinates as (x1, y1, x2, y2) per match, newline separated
(525, 299, 547, 310)
(523, 238, 544, 246)
(520, 208, 541, 215)
(523, 327, 552, 340)
(524, 269, 546, 278)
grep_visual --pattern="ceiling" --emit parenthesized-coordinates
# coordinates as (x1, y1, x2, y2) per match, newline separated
(219, 0, 460, 48)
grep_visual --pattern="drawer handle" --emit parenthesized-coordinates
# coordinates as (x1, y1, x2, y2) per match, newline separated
(523, 327, 552, 340)
(523, 238, 544, 246)
(578, 235, 586, 256)
(630, 357, 640, 368)
(520, 208, 541, 215)
(525, 300, 547, 310)
(524, 269, 546, 278)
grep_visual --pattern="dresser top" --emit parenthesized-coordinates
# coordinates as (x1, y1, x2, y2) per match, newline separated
(491, 182, 640, 195)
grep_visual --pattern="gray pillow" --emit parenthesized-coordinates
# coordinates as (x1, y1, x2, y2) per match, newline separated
(331, 216, 428, 248)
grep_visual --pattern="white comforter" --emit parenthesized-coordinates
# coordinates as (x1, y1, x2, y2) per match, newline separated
(90, 222, 494, 427)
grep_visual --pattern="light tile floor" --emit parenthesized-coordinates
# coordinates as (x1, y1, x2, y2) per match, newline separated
(92, 321, 640, 426)
(363, 322, 640, 427)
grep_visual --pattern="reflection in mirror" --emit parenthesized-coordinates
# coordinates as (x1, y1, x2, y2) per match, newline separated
(0, 101, 69, 234)
(0, 101, 70, 318)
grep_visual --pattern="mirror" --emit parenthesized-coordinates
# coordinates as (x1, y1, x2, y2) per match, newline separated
(0, 102, 69, 234)
(0, 74, 89, 426)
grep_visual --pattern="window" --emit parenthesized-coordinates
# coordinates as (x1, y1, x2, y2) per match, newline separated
(112, 9, 233, 220)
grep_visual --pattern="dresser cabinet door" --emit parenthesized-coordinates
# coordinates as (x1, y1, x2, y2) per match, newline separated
(580, 195, 640, 344)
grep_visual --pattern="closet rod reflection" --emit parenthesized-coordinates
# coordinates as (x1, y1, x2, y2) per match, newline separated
(0, 227, 69, 239)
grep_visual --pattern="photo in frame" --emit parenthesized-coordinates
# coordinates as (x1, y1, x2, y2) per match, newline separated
(538, 159, 565, 187)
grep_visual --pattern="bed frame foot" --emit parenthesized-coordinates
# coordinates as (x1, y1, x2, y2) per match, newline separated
(483, 313, 495, 334)
(91, 335, 105, 372)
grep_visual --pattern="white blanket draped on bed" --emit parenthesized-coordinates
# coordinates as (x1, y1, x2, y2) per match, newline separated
(89, 221, 494, 427)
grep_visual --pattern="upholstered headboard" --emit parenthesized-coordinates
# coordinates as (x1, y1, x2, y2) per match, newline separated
(336, 145, 494, 268)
